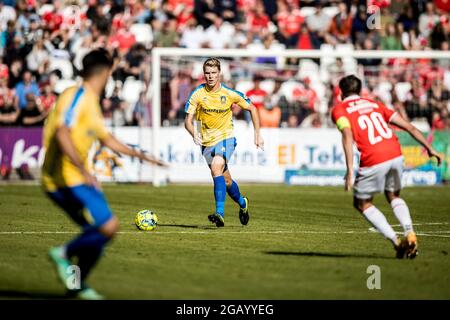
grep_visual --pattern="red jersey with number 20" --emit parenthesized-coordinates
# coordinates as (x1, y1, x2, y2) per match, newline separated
(331, 95, 402, 168)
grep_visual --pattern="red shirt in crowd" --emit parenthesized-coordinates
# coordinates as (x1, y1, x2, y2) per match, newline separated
(246, 88, 267, 109)
(277, 10, 304, 36)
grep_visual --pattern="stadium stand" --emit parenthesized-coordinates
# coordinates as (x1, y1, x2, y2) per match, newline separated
(0, 0, 448, 132)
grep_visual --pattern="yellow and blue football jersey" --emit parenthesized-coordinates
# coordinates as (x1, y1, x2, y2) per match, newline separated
(185, 83, 251, 147)
(42, 85, 110, 192)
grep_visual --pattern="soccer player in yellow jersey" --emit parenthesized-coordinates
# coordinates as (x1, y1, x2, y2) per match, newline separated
(185, 58, 264, 227)
(42, 49, 165, 299)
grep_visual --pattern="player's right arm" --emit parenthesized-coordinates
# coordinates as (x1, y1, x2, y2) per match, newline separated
(389, 114, 442, 165)
(332, 107, 354, 191)
(341, 127, 354, 192)
(52, 89, 100, 188)
(184, 112, 202, 145)
(184, 87, 202, 145)
(55, 125, 100, 189)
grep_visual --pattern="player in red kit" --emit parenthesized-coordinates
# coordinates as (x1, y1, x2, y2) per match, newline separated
(332, 75, 442, 259)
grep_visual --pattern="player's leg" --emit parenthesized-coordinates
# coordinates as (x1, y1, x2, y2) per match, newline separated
(47, 185, 118, 298)
(384, 156, 417, 258)
(204, 138, 237, 227)
(47, 188, 85, 292)
(209, 155, 226, 227)
(67, 185, 119, 295)
(353, 197, 399, 249)
(223, 169, 249, 225)
(353, 163, 402, 256)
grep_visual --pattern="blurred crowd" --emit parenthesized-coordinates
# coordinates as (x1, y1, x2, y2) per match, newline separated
(0, 0, 449, 131)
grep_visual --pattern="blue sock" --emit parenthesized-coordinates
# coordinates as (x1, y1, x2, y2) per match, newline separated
(227, 180, 246, 208)
(213, 175, 226, 216)
(66, 228, 110, 282)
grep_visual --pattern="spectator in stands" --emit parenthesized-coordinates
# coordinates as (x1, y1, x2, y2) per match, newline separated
(405, 79, 431, 124)
(246, 74, 267, 111)
(0, 75, 17, 126)
(113, 99, 133, 127)
(328, 57, 345, 83)
(255, 33, 278, 64)
(204, 17, 235, 49)
(292, 77, 317, 124)
(275, 0, 304, 48)
(7, 58, 23, 89)
(306, 2, 331, 46)
(270, 78, 289, 124)
(180, 17, 206, 49)
(351, 5, 369, 46)
(259, 96, 281, 128)
(40, 83, 56, 112)
(430, 22, 449, 50)
(428, 78, 450, 112)
(297, 24, 320, 50)
(397, 6, 418, 32)
(418, 1, 440, 39)
(381, 23, 403, 50)
(194, 0, 220, 29)
(216, 0, 238, 23)
(101, 97, 114, 127)
(123, 43, 146, 80)
(287, 113, 299, 128)
(157, 17, 180, 47)
(16, 93, 47, 127)
(14, 71, 40, 109)
(329, 2, 353, 44)
(358, 38, 382, 67)
(431, 109, 447, 130)
(26, 38, 49, 79)
(246, 2, 270, 41)
(132, 91, 151, 126)
(169, 71, 193, 124)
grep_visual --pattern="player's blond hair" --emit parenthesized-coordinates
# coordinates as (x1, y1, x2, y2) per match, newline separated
(203, 58, 221, 71)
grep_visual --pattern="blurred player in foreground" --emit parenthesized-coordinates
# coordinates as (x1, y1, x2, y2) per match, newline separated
(184, 58, 264, 227)
(42, 49, 166, 299)
(332, 75, 442, 259)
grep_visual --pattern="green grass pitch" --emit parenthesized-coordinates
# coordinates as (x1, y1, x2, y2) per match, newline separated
(0, 184, 449, 299)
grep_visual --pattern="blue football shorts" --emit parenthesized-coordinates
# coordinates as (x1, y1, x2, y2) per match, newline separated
(201, 137, 237, 172)
(47, 184, 113, 229)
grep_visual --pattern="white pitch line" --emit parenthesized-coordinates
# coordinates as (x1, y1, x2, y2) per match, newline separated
(1, 229, 450, 237)
(0, 230, 369, 235)
(418, 233, 450, 238)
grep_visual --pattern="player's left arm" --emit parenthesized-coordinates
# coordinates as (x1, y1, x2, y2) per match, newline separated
(100, 134, 167, 167)
(248, 104, 264, 150)
(233, 91, 264, 150)
(389, 114, 442, 165)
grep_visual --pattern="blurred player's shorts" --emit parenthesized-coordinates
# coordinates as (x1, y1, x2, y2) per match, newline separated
(354, 156, 404, 199)
(47, 185, 113, 228)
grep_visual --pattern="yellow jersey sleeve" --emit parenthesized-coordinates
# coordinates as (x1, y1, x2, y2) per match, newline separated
(59, 87, 86, 128)
(336, 116, 351, 131)
(91, 103, 110, 140)
(223, 85, 251, 110)
(185, 84, 205, 114)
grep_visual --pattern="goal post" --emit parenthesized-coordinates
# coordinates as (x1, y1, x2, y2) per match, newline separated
(150, 48, 450, 186)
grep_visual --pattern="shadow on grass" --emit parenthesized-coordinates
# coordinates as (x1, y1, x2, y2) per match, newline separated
(264, 251, 395, 259)
(158, 223, 217, 230)
(158, 223, 243, 230)
(0, 289, 67, 299)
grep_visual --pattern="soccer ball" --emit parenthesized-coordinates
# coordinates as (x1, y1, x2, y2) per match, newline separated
(135, 210, 158, 231)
